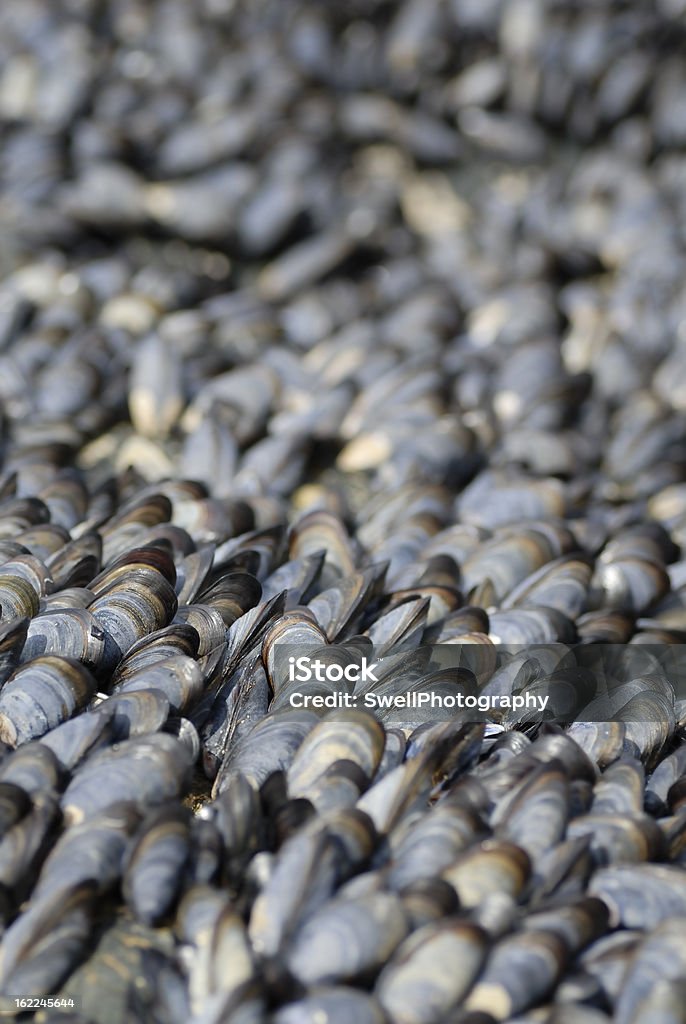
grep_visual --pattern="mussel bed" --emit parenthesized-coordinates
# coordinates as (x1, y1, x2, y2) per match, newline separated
(2, 0, 686, 1022)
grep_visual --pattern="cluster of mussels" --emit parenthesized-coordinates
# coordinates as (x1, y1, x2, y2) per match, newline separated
(4, 0, 686, 1021)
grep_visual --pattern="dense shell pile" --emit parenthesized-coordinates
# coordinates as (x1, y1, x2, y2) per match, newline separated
(3, 0, 686, 1021)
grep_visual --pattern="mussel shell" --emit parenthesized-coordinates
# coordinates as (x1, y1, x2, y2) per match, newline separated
(21, 609, 105, 671)
(112, 655, 204, 715)
(289, 511, 359, 586)
(175, 545, 215, 605)
(387, 802, 485, 890)
(181, 895, 256, 1017)
(614, 918, 686, 1024)
(61, 733, 194, 824)
(286, 711, 385, 801)
(56, 917, 187, 1024)
(261, 552, 325, 609)
(0, 782, 31, 838)
(89, 545, 177, 595)
(174, 605, 227, 657)
(0, 880, 97, 997)
(624, 977, 686, 1024)
(0, 744, 62, 797)
(209, 773, 264, 883)
(645, 742, 686, 814)
(568, 813, 664, 866)
(398, 877, 460, 929)
(33, 802, 141, 902)
(196, 571, 262, 627)
(375, 920, 488, 1024)
(503, 555, 592, 618)
(261, 610, 328, 690)
(465, 928, 569, 1020)
(0, 575, 41, 622)
(212, 710, 318, 796)
(101, 689, 171, 740)
(590, 865, 686, 929)
(307, 566, 386, 641)
(38, 478, 89, 533)
(496, 761, 569, 864)
(184, 817, 223, 887)
(592, 758, 645, 815)
(122, 804, 191, 925)
(285, 891, 409, 986)
(248, 828, 345, 958)
(272, 987, 385, 1024)
(0, 793, 60, 893)
(521, 897, 610, 955)
(223, 592, 287, 678)
(110, 623, 200, 684)
(442, 840, 531, 908)
(565, 723, 629, 769)
(128, 334, 185, 441)
(0, 656, 97, 747)
(45, 534, 101, 590)
(0, 619, 29, 686)
(89, 574, 179, 671)
(39, 709, 114, 770)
